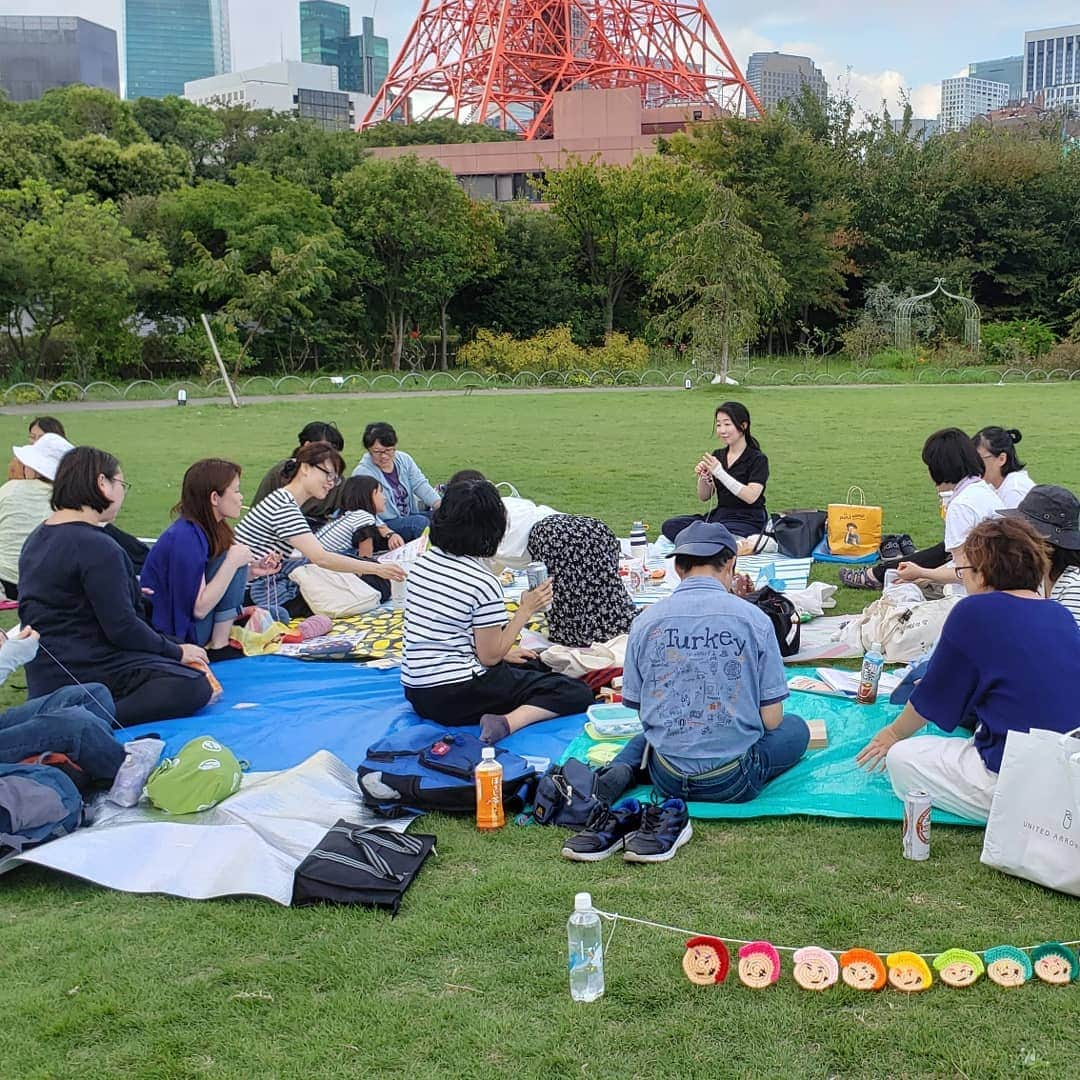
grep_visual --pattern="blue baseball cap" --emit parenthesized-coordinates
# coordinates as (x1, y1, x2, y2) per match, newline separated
(666, 520, 738, 559)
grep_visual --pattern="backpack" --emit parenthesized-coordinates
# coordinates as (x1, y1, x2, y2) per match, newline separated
(763, 510, 828, 559)
(0, 763, 84, 856)
(746, 586, 802, 658)
(357, 723, 537, 815)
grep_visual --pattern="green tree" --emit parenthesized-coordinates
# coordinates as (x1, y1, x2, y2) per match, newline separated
(254, 121, 369, 204)
(650, 189, 787, 382)
(59, 135, 190, 200)
(333, 155, 496, 370)
(131, 95, 225, 175)
(17, 85, 146, 146)
(0, 120, 65, 189)
(541, 155, 715, 334)
(355, 118, 519, 147)
(0, 181, 166, 379)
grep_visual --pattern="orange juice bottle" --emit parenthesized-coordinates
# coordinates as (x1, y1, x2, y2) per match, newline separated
(475, 747, 504, 831)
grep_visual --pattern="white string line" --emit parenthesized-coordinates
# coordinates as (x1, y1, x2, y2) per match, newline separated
(593, 908, 1080, 961)
(34, 640, 121, 730)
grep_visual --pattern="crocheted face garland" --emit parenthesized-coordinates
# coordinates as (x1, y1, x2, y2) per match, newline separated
(682, 937, 730, 986)
(792, 947, 838, 991)
(737, 941, 781, 989)
(1032, 943, 1080, 987)
(839, 949, 887, 991)
(886, 951, 933, 992)
(984, 946, 1032, 988)
(932, 949, 984, 989)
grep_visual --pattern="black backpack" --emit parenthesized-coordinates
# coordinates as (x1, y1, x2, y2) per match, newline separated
(746, 586, 802, 658)
(764, 510, 828, 558)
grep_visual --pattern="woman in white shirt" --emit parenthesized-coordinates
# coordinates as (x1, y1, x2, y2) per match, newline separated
(974, 426, 1035, 509)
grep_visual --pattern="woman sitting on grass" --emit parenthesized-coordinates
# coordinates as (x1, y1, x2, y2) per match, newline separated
(315, 475, 395, 601)
(7, 417, 66, 480)
(857, 516, 1080, 822)
(17, 447, 212, 727)
(1003, 485, 1080, 628)
(234, 442, 404, 621)
(141, 459, 281, 659)
(401, 478, 594, 743)
(842, 428, 1002, 591)
(973, 426, 1035, 509)
(448, 469, 637, 648)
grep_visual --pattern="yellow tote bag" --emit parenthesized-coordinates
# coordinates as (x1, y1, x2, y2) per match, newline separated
(827, 486, 882, 557)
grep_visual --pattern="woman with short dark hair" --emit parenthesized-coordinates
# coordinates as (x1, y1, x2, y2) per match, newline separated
(17, 447, 213, 727)
(350, 421, 441, 543)
(974, 426, 1035, 509)
(401, 479, 594, 743)
(842, 427, 1002, 590)
(857, 516, 1080, 822)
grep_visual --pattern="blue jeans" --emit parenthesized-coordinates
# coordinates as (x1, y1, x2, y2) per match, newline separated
(613, 714, 810, 803)
(247, 556, 307, 622)
(193, 554, 249, 645)
(0, 684, 125, 782)
(383, 512, 431, 542)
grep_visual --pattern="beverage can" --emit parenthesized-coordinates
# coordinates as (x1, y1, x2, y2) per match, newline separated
(525, 561, 548, 590)
(902, 790, 931, 860)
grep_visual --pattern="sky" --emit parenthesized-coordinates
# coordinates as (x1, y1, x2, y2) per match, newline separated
(4, 1, 1080, 118)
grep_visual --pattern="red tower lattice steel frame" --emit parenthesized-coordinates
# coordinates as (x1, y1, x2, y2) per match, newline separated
(361, 1, 762, 139)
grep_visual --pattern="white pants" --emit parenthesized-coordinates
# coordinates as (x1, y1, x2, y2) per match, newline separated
(886, 735, 996, 823)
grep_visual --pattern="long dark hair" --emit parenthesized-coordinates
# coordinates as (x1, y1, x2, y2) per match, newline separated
(175, 458, 241, 557)
(715, 401, 760, 451)
(974, 426, 1025, 477)
(338, 475, 380, 514)
(30, 416, 66, 438)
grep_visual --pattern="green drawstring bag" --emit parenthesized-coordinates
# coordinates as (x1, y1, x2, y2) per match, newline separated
(146, 736, 245, 814)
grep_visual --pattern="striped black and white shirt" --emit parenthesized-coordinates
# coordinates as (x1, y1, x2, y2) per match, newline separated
(315, 510, 376, 554)
(234, 488, 310, 559)
(401, 546, 507, 688)
(1052, 566, 1080, 630)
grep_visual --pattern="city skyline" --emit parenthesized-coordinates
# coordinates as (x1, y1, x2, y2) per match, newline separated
(2, 1, 1079, 117)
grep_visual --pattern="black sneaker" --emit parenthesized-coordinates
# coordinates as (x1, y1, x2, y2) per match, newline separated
(623, 798, 692, 863)
(898, 534, 917, 557)
(561, 799, 642, 862)
(878, 535, 902, 561)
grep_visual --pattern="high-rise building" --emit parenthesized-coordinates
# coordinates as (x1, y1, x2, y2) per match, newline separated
(184, 60, 364, 131)
(0, 16, 119, 101)
(745, 52, 827, 119)
(890, 117, 939, 144)
(969, 55, 1023, 101)
(299, 1, 350, 69)
(299, 4, 388, 96)
(125, 0, 231, 100)
(1023, 24, 1080, 109)
(939, 75, 1009, 132)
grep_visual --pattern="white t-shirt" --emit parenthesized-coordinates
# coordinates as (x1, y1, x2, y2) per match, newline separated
(996, 469, 1036, 510)
(1051, 565, 1080, 630)
(234, 488, 310, 559)
(492, 496, 559, 570)
(316, 510, 376, 554)
(401, 546, 508, 688)
(944, 478, 1002, 554)
(0, 479, 52, 583)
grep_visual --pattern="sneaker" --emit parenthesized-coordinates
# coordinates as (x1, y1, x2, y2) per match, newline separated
(623, 799, 692, 863)
(561, 799, 642, 862)
(878, 535, 902, 561)
(898, 534, 917, 557)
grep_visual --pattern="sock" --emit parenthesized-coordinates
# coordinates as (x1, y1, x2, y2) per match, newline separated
(479, 713, 511, 745)
(206, 644, 245, 662)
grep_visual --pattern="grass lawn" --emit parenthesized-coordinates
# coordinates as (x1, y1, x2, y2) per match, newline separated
(1, 385, 1078, 1079)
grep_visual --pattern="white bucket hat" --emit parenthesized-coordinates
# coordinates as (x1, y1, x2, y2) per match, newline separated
(12, 432, 74, 481)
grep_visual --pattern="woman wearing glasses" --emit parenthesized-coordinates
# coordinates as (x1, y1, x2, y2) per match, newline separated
(235, 442, 404, 621)
(17, 446, 213, 726)
(857, 516, 1080, 823)
(351, 422, 441, 543)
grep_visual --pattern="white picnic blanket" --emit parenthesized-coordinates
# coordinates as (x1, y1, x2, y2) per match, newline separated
(0, 751, 414, 905)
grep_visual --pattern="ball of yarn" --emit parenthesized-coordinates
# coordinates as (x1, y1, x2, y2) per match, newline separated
(297, 614, 332, 640)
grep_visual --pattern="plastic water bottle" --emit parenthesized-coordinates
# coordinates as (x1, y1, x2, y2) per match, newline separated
(474, 747, 504, 831)
(856, 641, 885, 705)
(568, 892, 605, 1002)
(629, 521, 648, 572)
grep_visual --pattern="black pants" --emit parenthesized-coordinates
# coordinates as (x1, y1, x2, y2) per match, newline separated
(1, 579, 15, 601)
(404, 659, 594, 726)
(103, 524, 150, 574)
(662, 509, 767, 542)
(109, 666, 213, 727)
(873, 541, 947, 578)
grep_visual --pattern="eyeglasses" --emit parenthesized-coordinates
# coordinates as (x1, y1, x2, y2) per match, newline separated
(111, 476, 131, 491)
(953, 565, 972, 580)
(369, 446, 396, 457)
(314, 464, 341, 487)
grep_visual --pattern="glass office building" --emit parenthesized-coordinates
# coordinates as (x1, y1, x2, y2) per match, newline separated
(299, 1, 350, 68)
(0, 16, 119, 102)
(125, 0, 231, 100)
(1024, 24, 1080, 107)
(300, 6, 388, 96)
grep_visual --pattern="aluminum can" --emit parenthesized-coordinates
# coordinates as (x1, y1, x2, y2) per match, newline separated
(902, 790, 931, 861)
(525, 561, 549, 590)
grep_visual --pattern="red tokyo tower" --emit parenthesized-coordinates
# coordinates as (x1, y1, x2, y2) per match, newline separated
(361, 1, 761, 139)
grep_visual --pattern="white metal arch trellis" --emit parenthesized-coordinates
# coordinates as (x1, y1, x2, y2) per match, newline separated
(895, 278, 981, 354)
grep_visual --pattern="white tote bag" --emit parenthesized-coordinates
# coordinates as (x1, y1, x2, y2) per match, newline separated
(980, 727, 1080, 897)
(288, 564, 381, 618)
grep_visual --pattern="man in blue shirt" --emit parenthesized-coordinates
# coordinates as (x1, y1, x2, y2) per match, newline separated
(613, 521, 809, 803)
